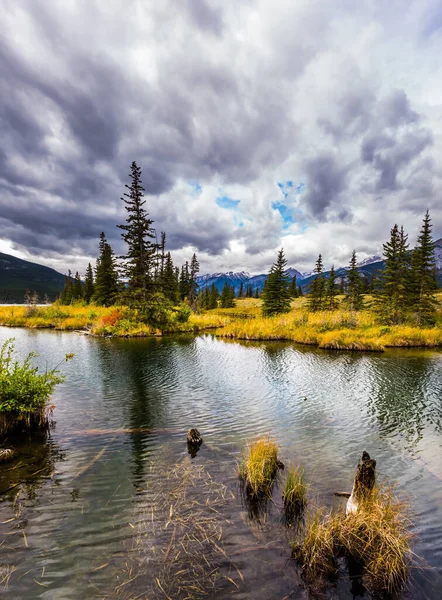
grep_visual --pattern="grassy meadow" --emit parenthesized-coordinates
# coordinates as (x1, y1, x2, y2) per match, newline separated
(1, 294, 442, 350)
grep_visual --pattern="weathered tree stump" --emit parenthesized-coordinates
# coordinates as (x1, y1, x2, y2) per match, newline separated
(346, 451, 376, 515)
(0, 448, 16, 463)
(187, 428, 203, 458)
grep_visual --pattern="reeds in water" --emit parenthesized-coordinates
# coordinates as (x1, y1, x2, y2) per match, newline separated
(239, 437, 280, 496)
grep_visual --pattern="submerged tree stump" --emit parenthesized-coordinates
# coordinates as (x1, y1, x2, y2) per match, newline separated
(187, 428, 203, 458)
(346, 451, 376, 515)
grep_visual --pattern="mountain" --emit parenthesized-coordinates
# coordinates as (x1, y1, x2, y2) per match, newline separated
(196, 267, 304, 294)
(0, 252, 66, 303)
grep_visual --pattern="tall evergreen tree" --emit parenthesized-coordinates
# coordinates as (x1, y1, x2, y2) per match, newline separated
(325, 265, 339, 310)
(289, 275, 298, 298)
(84, 263, 94, 304)
(307, 254, 326, 312)
(188, 253, 200, 306)
(409, 210, 437, 325)
(209, 283, 220, 308)
(344, 250, 363, 311)
(238, 281, 244, 298)
(261, 249, 291, 316)
(60, 270, 74, 305)
(93, 233, 119, 306)
(220, 283, 236, 308)
(375, 224, 410, 324)
(118, 161, 157, 303)
(72, 271, 83, 301)
(254, 287, 260, 299)
(179, 262, 190, 300)
(162, 252, 179, 302)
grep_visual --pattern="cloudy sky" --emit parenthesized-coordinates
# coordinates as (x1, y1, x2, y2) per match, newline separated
(1, 0, 442, 276)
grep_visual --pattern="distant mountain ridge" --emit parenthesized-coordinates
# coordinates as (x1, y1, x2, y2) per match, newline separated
(0, 252, 66, 303)
(196, 239, 442, 294)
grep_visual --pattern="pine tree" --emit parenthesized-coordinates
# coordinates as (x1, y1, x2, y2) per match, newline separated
(254, 287, 260, 299)
(60, 270, 74, 305)
(289, 275, 298, 298)
(261, 249, 291, 316)
(238, 282, 244, 298)
(325, 265, 339, 310)
(84, 263, 94, 304)
(188, 253, 200, 307)
(344, 250, 363, 311)
(93, 233, 119, 306)
(118, 161, 157, 304)
(374, 224, 410, 324)
(307, 254, 326, 312)
(220, 283, 236, 308)
(209, 283, 219, 308)
(162, 252, 179, 302)
(297, 285, 303, 297)
(179, 262, 190, 300)
(72, 271, 83, 301)
(409, 210, 437, 325)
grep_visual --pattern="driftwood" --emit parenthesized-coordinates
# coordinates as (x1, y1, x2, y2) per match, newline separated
(346, 451, 376, 515)
(187, 428, 203, 458)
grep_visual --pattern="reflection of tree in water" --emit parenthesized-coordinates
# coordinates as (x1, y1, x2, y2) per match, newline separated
(0, 430, 65, 501)
(94, 337, 185, 489)
(367, 356, 441, 451)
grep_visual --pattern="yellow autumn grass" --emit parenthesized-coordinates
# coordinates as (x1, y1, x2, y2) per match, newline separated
(238, 436, 280, 496)
(293, 486, 415, 595)
(283, 465, 308, 512)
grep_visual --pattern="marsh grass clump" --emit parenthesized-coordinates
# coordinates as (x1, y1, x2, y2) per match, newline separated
(283, 466, 307, 515)
(0, 339, 73, 435)
(338, 486, 414, 594)
(292, 486, 414, 596)
(239, 436, 280, 496)
(291, 508, 340, 585)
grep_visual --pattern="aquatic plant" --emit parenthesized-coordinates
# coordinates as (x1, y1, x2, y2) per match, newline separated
(239, 436, 280, 496)
(292, 486, 414, 595)
(0, 339, 73, 434)
(283, 465, 307, 513)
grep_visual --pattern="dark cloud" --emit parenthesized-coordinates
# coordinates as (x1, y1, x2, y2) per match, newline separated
(301, 154, 348, 220)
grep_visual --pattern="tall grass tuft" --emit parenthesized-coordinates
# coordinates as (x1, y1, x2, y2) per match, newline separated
(239, 436, 280, 496)
(283, 466, 307, 515)
(292, 486, 414, 595)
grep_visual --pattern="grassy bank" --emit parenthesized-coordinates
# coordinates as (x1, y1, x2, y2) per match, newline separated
(1, 296, 442, 350)
(214, 296, 442, 351)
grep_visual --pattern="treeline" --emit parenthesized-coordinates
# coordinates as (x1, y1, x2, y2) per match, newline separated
(262, 211, 439, 326)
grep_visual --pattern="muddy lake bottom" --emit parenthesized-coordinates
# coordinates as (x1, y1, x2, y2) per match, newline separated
(0, 328, 442, 599)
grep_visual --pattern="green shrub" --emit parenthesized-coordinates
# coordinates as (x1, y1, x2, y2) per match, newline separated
(0, 339, 73, 433)
(175, 303, 192, 323)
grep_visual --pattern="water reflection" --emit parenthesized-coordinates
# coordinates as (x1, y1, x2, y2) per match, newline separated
(0, 430, 64, 501)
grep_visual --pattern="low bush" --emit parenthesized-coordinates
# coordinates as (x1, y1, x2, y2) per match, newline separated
(0, 339, 73, 434)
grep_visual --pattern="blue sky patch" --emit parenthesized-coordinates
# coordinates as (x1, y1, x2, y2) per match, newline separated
(216, 195, 240, 209)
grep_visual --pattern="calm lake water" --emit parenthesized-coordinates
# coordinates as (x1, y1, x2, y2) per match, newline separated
(0, 327, 442, 599)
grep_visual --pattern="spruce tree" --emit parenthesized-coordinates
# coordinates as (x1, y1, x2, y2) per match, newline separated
(307, 254, 326, 312)
(118, 161, 157, 303)
(254, 288, 260, 299)
(261, 249, 291, 316)
(289, 275, 298, 298)
(220, 283, 236, 308)
(72, 272, 83, 301)
(93, 233, 119, 306)
(188, 253, 200, 307)
(179, 262, 190, 300)
(162, 252, 179, 302)
(344, 250, 363, 311)
(84, 263, 94, 304)
(325, 265, 339, 310)
(409, 210, 437, 325)
(239, 282, 244, 298)
(209, 283, 219, 308)
(60, 270, 74, 305)
(375, 224, 409, 324)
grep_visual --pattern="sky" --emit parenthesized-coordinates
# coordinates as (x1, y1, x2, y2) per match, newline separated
(1, 0, 442, 276)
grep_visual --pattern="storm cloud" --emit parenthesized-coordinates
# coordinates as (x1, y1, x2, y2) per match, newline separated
(0, 0, 441, 275)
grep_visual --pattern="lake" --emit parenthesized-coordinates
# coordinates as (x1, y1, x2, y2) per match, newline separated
(0, 327, 441, 598)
